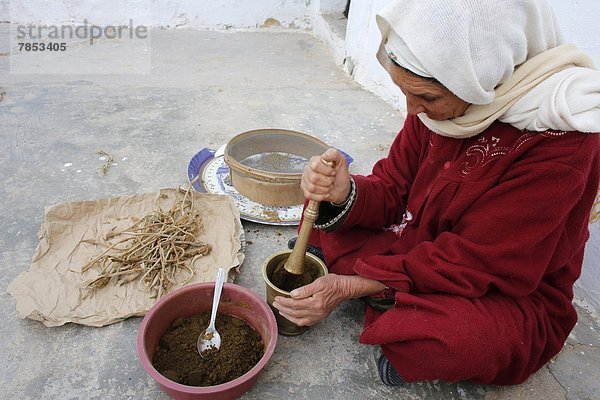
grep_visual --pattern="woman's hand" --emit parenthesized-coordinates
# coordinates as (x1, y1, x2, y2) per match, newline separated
(272, 274, 386, 326)
(301, 148, 351, 204)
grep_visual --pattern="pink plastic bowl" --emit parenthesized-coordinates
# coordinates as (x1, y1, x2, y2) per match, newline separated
(137, 282, 278, 400)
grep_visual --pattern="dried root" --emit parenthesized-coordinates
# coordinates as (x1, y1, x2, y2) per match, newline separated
(82, 184, 212, 299)
(97, 150, 114, 176)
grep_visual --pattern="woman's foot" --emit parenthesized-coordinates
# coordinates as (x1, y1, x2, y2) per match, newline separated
(377, 354, 405, 386)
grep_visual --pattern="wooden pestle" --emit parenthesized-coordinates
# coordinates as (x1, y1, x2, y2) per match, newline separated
(283, 199, 321, 275)
(283, 158, 334, 276)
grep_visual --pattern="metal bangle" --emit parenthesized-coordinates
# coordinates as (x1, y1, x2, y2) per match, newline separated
(330, 189, 352, 207)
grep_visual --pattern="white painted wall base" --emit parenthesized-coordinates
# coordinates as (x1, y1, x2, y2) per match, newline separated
(7, 0, 312, 30)
(579, 228, 600, 320)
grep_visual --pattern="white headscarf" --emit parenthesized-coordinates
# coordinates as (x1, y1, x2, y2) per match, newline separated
(377, 0, 600, 137)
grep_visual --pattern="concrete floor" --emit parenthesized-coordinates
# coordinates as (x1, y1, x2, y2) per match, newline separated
(1, 28, 599, 400)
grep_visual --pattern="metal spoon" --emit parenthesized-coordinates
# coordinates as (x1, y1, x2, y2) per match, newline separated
(197, 267, 225, 358)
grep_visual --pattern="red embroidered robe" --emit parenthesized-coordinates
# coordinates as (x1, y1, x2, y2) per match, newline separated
(311, 115, 599, 384)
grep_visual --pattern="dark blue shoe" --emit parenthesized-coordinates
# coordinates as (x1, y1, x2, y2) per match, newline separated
(287, 237, 325, 262)
(377, 354, 405, 386)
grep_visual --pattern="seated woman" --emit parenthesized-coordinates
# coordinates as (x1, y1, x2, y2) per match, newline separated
(273, 0, 600, 386)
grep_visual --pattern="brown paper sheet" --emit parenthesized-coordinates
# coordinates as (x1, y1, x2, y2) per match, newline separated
(7, 189, 244, 327)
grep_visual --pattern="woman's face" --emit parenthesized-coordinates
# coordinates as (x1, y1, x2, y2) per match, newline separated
(388, 64, 470, 121)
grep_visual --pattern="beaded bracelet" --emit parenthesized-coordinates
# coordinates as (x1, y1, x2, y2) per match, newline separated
(314, 176, 356, 230)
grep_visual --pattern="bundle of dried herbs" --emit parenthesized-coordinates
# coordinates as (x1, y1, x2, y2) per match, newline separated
(82, 184, 212, 299)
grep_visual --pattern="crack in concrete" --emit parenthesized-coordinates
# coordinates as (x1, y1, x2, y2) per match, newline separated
(565, 340, 599, 351)
(545, 364, 568, 399)
(546, 339, 599, 400)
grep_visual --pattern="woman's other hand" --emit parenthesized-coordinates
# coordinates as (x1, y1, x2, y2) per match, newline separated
(272, 274, 386, 326)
